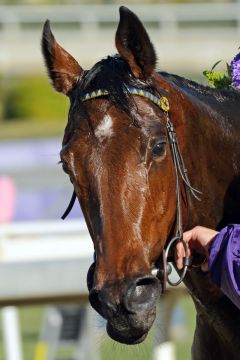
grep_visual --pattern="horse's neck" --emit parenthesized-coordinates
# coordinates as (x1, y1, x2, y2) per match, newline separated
(157, 71, 240, 226)
(184, 90, 240, 229)
(158, 73, 240, 358)
(183, 90, 240, 356)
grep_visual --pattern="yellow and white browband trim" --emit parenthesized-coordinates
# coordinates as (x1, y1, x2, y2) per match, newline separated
(81, 86, 170, 112)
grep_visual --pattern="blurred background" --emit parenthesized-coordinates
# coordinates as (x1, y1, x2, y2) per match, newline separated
(0, 0, 239, 359)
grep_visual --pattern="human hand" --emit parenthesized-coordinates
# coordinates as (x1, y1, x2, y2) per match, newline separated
(175, 226, 218, 272)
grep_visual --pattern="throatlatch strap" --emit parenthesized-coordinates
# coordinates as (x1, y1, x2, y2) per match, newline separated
(61, 191, 77, 220)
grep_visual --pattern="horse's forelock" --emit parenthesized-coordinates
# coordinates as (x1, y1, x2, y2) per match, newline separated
(74, 55, 156, 118)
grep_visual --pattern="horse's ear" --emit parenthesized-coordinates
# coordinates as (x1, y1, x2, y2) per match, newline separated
(115, 6, 157, 79)
(41, 20, 83, 95)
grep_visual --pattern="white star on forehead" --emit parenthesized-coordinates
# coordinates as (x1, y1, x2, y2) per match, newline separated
(95, 115, 113, 141)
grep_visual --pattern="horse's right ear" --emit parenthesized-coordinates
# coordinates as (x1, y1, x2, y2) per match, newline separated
(41, 20, 83, 96)
(115, 6, 157, 79)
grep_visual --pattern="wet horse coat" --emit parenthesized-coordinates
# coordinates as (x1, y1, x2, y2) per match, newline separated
(42, 6, 240, 358)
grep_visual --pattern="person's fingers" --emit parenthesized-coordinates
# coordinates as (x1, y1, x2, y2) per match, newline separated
(175, 241, 191, 270)
(184, 226, 219, 255)
(182, 229, 194, 243)
(183, 226, 207, 254)
(175, 241, 185, 269)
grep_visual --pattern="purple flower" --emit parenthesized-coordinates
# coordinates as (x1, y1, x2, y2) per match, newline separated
(231, 51, 240, 89)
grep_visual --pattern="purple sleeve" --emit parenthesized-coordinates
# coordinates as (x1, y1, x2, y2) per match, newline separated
(208, 224, 240, 309)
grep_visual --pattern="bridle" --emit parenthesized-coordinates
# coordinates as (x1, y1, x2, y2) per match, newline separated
(152, 116, 201, 291)
(61, 85, 201, 292)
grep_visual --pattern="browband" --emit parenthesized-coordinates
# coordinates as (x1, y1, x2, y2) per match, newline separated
(81, 86, 170, 112)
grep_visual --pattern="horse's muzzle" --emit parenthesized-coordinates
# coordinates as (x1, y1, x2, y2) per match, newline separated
(87, 264, 161, 344)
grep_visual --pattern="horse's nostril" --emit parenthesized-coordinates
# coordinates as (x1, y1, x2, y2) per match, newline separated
(136, 276, 158, 287)
(89, 287, 117, 319)
(124, 276, 160, 312)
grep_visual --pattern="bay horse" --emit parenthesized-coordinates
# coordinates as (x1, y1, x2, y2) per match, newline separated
(42, 6, 240, 358)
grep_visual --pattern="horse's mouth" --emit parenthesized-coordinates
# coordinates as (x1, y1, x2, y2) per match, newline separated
(107, 322, 148, 345)
(105, 303, 156, 345)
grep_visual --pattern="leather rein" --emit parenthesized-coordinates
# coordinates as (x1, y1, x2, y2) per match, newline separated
(61, 86, 201, 292)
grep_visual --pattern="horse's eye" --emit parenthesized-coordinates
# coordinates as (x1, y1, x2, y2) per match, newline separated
(60, 160, 69, 174)
(152, 140, 166, 158)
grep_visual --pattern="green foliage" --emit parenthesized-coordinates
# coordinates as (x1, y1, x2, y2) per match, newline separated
(3, 75, 68, 122)
(0, 75, 3, 120)
(203, 60, 232, 89)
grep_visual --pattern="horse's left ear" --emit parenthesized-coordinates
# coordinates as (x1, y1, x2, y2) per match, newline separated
(41, 20, 83, 95)
(115, 6, 157, 79)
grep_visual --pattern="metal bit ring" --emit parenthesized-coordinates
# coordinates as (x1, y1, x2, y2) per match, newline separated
(165, 236, 189, 286)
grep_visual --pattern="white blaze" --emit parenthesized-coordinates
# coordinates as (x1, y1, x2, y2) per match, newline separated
(95, 115, 113, 141)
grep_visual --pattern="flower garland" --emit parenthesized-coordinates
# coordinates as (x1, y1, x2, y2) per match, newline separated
(231, 52, 240, 89)
(203, 49, 240, 90)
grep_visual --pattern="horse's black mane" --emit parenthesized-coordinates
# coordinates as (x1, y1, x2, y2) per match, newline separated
(160, 71, 240, 104)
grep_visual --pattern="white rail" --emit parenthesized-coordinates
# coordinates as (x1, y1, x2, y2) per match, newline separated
(1, 3, 240, 74)
(0, 3, 240, 30)
(0, 220, 182, 304)
(0, 220, 93, 304)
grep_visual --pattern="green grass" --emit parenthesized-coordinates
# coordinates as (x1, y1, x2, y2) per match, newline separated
(0, 296, 195, 360)
(175, 295, 195, 359)
(0, 118, 66, 139)
(2, 75, 69, 122)
(101, 330, 154, 360)
(19, 306, 44, 360)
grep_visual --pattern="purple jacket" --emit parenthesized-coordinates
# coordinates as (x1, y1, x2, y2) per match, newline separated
(208, 224, 240, 309)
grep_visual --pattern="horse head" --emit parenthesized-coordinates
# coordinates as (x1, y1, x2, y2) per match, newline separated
(42, 6, 186, 345)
